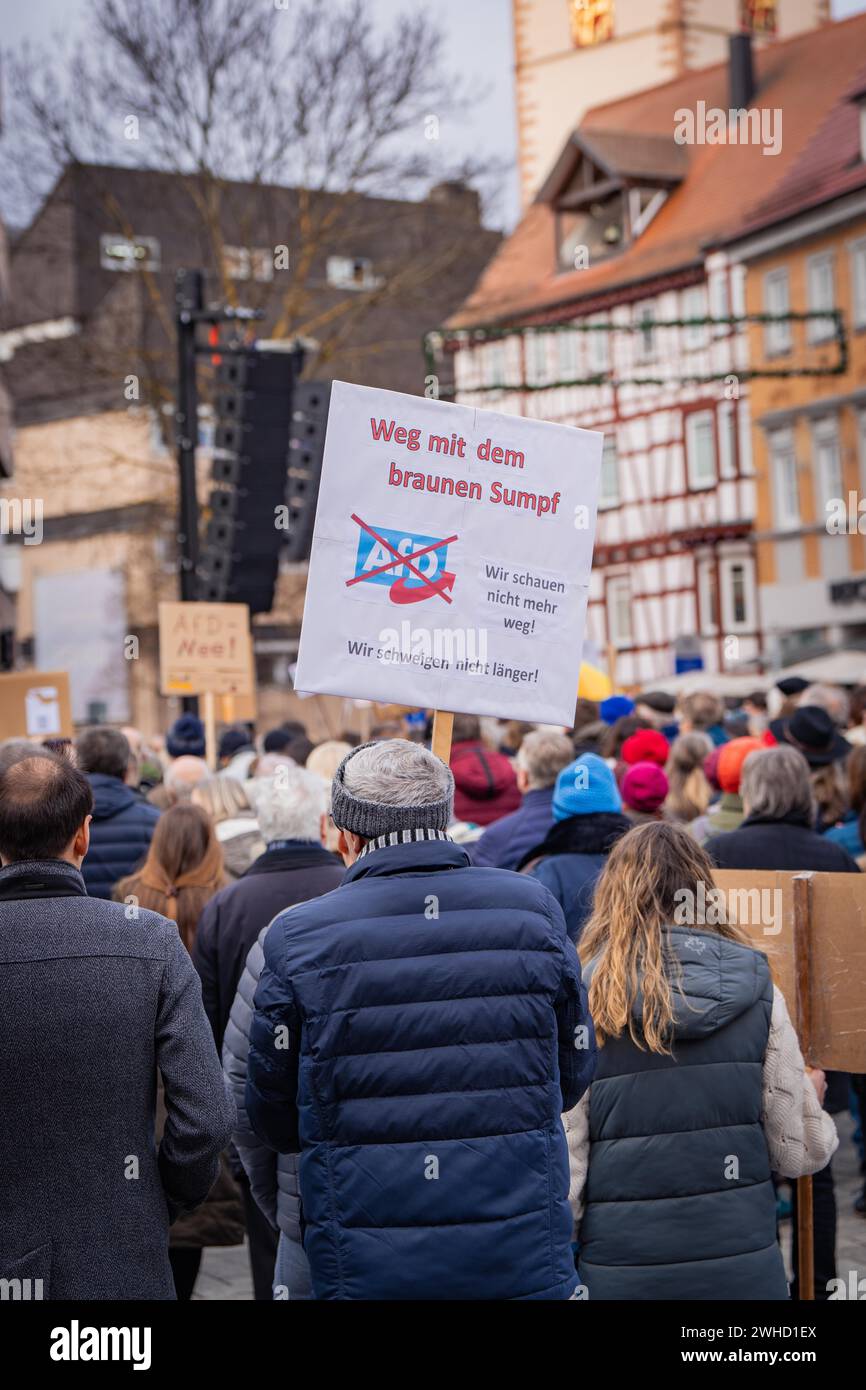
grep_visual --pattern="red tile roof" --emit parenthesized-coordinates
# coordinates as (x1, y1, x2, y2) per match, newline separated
(449, 13, 866, 328)
(732, 61, 866, 237)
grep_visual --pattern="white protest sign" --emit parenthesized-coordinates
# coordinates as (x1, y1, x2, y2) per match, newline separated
(293, 381, 602, 725)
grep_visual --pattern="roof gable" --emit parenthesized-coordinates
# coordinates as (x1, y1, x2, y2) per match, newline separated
(449, 12, 866, 327)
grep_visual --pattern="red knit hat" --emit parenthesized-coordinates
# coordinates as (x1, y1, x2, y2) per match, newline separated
(621, 728, 670, 767)
(622, 761, 669, 813)
(717, 736, 763, 794)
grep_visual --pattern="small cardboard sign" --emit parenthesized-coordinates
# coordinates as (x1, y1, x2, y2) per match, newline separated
(714, 870, 866, 1072)
(0, 669, 73, 739)
(158, 602, 254, 697)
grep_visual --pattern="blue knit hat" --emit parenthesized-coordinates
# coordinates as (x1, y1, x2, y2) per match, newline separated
(600, 694, 635, 725)
(553, 753, 623, 821)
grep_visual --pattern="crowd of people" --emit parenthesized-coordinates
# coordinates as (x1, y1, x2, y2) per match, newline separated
(0, 672, 864, 1300)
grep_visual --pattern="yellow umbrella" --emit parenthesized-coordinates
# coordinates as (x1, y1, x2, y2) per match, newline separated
(578, 661, 612, 701)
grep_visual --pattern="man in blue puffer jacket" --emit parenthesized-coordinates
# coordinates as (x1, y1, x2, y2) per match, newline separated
(246, 738, 596, 1300)
(75, 727, 160, 899)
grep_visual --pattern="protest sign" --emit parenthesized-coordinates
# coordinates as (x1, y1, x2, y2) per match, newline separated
(293, 381, 602, 725)
(158, 602, 254, 697)
(0, 669, 73, 739)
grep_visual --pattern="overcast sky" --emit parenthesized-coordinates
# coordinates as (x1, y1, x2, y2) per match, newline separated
(3, 0, 864, 230)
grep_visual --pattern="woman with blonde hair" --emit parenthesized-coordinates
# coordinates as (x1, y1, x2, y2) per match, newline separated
(565, 820, 837, 1300)
(306, 739, 353, 783)
(664, 731, 713, 822)
(116, 804, 243, 1296)
(192, 775, 264, 879)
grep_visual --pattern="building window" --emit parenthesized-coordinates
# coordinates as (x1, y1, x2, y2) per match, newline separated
(588, 315, 609, 373)
(326, 256, 383, 291)
(709, 272, 730, 334)
(812, 417, 843, 509)
(635, 302, 655, 360)
(607, 575, 633, 649)
(686, 409, 716, 490)
(851, 238, 866, 330)
(569, 0, 614, 48)
(486, 341, 506, 387)
(599, 436, 619, 508)
(557, 327, 579, 380)
(730, 564, 747, 626)
(698, 559, 719, 635)
(223, 246, 274, 283)
(526, 332, 548, 385)
(682, 285, 707, 349)
(718, 400, 738, 479)
(806, 252, 835, 343)
(770, 428, 799, 530)
(558, 193, 624, 269)
(740, 0, 777, 35)
(763, 268, 792, 356)
(100, 234, 160, 272)
(721, 556, 755, 632)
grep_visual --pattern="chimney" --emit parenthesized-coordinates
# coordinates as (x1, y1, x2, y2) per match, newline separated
(729, 33, 755, 110)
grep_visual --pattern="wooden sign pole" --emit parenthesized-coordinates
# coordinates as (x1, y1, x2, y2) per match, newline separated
(203, 690, 217, 772)
(792, 871, 815, 1302)
(431, 709, 454, 764)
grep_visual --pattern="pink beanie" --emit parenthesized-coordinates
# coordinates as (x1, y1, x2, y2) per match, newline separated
(621, 761, 669, 813)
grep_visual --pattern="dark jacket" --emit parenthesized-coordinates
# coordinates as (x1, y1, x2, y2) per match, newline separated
(450, 739, 521, 826)
(193, 843, 345, 1054)
(470, 786, 554, 870)
(706, 813, 861, 873)
(520, 811, 632, 943)
(224, 927, 304, 1244)
(579, 927, 788, 1301)
(82, 773, 161, 900)
(0, 859, 234, 1300)
(246, 838, 596, 1300)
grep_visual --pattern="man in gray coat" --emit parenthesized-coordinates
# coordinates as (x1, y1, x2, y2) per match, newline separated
(0, 746, 235, 1300)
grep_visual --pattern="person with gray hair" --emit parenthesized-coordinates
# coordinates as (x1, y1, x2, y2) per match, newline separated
(471, 729, 575, 870)
(799, 683, 851, 731)
(196, 765, 344, 1300)
(705, 746, 859, 873)
(242, 737, 596, 1301)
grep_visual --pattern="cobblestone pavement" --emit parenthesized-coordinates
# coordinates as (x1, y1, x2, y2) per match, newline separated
(197, 1110, 865, 1300)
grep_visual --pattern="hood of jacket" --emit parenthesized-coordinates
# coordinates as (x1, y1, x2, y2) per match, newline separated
(630, 925, 769, 1042)
(87, 773, 140, 822)
(450, 740, 517, 803)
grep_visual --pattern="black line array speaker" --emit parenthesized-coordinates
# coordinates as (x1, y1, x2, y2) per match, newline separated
(283, 381, 331, 563)
(198, 348, 303, 613)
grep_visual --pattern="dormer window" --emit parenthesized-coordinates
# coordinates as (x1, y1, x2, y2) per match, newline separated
(557, 191, 624, 271)
(540, 129, 685, 275)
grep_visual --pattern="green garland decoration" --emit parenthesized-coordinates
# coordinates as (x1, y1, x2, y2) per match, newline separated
(422, 310, 847, 396)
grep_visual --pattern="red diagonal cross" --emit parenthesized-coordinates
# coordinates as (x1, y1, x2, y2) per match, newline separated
(346, 513, 457, 605)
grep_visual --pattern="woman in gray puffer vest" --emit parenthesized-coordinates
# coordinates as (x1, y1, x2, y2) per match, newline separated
(566, 821, 837, 1301)
(222, 927, 311, 1299)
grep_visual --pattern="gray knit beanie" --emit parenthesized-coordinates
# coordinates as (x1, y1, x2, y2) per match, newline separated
(330, 740, 454, 839)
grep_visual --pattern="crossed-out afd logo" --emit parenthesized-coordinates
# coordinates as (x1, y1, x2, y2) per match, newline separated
(49, 1320, 152, 1371)
(347, 515, 457, 605)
